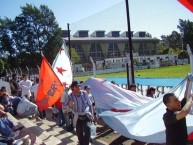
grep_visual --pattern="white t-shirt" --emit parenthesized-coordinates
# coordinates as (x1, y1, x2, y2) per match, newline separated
(31, 84, 39, 101)
(88, 93, 95, 104)
(19, 79, 32, 98)
(17, 97, 37, 115)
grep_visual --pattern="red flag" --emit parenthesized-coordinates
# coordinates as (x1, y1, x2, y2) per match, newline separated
(36, 56, 64, 110)
(178, 0, 193, 13)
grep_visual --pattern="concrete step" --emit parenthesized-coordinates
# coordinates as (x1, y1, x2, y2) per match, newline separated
(33, 118, 107, 145)
(29, 107, 107, 145)
(7, 112, 19, 124)
(19, 118, 62, 145)
(7, 113, 44, 145)
(32, 118, 79, 144)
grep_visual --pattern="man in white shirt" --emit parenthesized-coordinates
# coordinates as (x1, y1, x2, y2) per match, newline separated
(18, 74, 32, 99)
(31, 77, 46, 119)
(31, 77, 39, 102)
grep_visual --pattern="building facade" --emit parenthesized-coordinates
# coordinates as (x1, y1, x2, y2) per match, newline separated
(63, 30, 160, 64)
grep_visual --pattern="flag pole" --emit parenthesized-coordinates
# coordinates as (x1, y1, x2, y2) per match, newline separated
(67, 23, 72, 60)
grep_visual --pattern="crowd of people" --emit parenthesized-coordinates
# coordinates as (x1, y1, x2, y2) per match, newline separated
(0, 73, 97, 145)
(1, 73, 193, 145)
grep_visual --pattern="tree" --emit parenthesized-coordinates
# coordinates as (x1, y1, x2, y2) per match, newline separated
(161, 31, 181, 49)
(14, 4, 63, 64)
(178, 51, 188, 59)
(0, 18, 17, 67)
(177, 19, 193, 51)
(67, 47, 80, 63)
(0, 4, 63, 68)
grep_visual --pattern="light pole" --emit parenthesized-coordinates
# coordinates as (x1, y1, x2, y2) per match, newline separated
(125, 0, 135, 86)
(181, 33, 184, 64)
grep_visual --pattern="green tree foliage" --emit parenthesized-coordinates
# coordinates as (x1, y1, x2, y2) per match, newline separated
(178, 51, 188, 59)
(0, 4, 63, 68)
(0, 59, 4, 74)
(161, 31, 181, 49)
(0, 18, 17, 67)
(177, 19, 193, 51)
(67, 47, 80, 63)
(160, 19, 193, 55)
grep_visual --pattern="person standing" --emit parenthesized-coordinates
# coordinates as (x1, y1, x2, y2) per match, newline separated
(146, 87, 156, 98)
(163, 77, 193, 145)
(84, 85, 97, 123)
(9, 73, 19, 92)
(84, 85, 95, 107)
(66, 81, 94, 145)
(31, 77, 46, 119)
(18, 74, 32, 99)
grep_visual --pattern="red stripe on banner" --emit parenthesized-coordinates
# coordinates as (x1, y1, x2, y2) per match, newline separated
(178, 0, 193, 13)
(111, 108, 131, 112)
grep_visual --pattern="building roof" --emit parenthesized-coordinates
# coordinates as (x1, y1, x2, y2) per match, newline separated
(90, 30, 105, 37)
(62, 30, 160, 42)
(64, 36, 159, 42)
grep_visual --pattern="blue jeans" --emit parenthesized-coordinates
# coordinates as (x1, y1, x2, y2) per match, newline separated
(11, 97, 21, 110)
(11, 97, 21, 115)
(57, 109, 65, 126)
(0, 118, 14, 137)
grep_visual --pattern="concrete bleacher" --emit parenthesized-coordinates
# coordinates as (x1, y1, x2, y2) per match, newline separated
(7, 109, 107, 145)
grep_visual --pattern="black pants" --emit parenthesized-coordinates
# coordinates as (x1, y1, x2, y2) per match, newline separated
(39, 110, 46, 119)
(76, 116, 91, 145)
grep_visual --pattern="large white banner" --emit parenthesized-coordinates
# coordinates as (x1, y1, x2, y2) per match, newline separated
(82, 77, 193, 143)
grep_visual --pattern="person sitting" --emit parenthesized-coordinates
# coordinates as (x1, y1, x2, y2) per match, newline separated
(0, 87, 7, 104)
(0, 134, 30, 145)
(0, 106, 24, 138)
(1, 93, 14, 115)
(0, 104, 31, 145)
(10, 90, 21, 116)
(16, 95, 39, 119)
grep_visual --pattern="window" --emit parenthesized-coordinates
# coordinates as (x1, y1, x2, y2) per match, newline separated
(72, 44, 85, 60)
(124, 43, 130, 55)
(107, 42, 120, 57)
(90, 43, 103, 59)
(139, 42, 148, 56)
(112, 32, 120, 37)
(79, 31, 88, 37)
(96, 32, 104, 37)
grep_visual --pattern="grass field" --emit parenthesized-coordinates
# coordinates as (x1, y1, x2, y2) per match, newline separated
(74, 64, 191, 81)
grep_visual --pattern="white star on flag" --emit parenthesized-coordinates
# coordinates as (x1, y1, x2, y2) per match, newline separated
(52, 42, 73, 87)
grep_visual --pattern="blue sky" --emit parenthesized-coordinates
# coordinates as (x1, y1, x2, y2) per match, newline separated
(0, 0, 193, 38)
